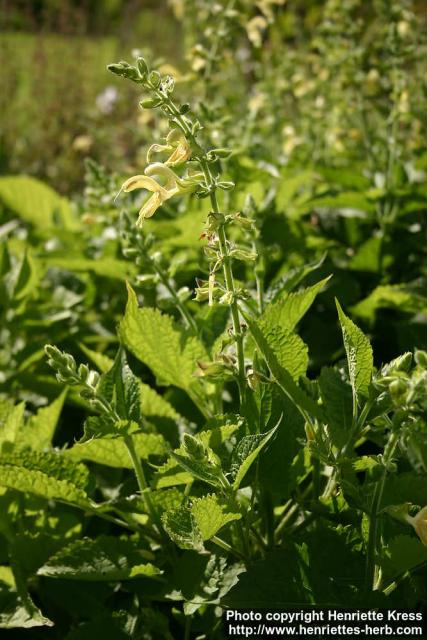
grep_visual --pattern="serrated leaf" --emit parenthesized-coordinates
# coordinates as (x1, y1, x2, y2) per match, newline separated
(336, 300, 373, 402)
(231, 423, 279, 490)
(261, 276, 331, 331)
(66, 432, 167, 468)
(162, 506, 204, 551)
(256, 326, 308, 380)
(243, 312, 322, 420)
(0, 175, 76, 229)
(119, 284, 207, 396)
(15, 391, 66, 450)
(0, 450, 90, 507)
(37, 536, 160, 581)
(191, 495, 241, 540)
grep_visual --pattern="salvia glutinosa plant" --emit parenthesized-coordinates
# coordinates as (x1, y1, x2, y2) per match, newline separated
(29, 54, 427, 635)
(1, 3, 427, 635)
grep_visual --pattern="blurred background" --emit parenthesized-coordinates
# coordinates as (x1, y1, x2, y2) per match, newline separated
(1, 0, 426, 194)
(0, 0, 183, 192)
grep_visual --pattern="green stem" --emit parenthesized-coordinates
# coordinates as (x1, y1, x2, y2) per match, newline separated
(211, 535, 245, 561)
(216, 219, 246, 403)
(151, 259, 198, 334)
(124, 435, 161, 532)
(158, 94, 247, 405)
(184, 616, 192, 640)
(365, 430, 399, 592)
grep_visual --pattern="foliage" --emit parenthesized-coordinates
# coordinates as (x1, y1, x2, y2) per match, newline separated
(1, 1, 427, 638)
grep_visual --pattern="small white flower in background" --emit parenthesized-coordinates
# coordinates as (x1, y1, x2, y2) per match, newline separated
(96, 86, 118, 115)
(405, 506, 427, 546)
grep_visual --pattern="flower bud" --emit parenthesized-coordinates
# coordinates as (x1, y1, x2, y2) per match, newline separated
(180, 103, 191, 114)
(149, 70, 161, 87)
(217, 181, 235, 191)
(415, 350, 427, 369)
(140, 97, 162, 109)
(211, 148, 232, 159)
(137, 57, 149, 77)
(183, 433, 205, 460)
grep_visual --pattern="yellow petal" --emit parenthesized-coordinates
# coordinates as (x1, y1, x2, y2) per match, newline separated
(121, 174, 166, 194)
(136, 192, 164, 226)
(165, 140, 192, 166)
(146, 143, 170, 165)
(145, 162, 180, 190)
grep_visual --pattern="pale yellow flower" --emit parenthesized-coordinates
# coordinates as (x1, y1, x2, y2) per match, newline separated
(147, 130, 191, 167)
(246, 16, 268, 48)
(119, 163, 201, 227)
(406, 506, 427, 546)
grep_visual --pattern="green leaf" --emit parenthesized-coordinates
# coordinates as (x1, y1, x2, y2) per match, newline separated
(66, 432, 167, 468)
(162, 506, 204, 551)
(308, 191, 374, 216)
(261, 276, 331, 331)
(256, 326, 308, 380)
(79, 344, 181, 421)
(258, 389, 307, 500)
(37, 536, 161, 581)
(0, 450, 90, 507)
(266, 254, 327, 301)
(243, 312, 322, 420)
(8, 251, 40, 302)
(111, 348, 142, 424)
(231, 423, 279, 490)
(348, 236, 381, 273)
(318, 367, 353, 449)
(336, 300, 373, 402)
(154, 423, 240, 488)
(170, 452, 223, 488)
(385, 535, 427, 577)
(0, 400, 25, 451)
(15, 391, 67, 450)
(191, 494, 241, 540)
(0, 589, 53, 629)
(43, 256, 136, 281)
(119, 284, 207, 396)
(0, 175, 76, 229)
(351, 283, 427, 323)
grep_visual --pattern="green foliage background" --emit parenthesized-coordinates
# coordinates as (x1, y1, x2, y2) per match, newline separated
(1, 1, 427, 638)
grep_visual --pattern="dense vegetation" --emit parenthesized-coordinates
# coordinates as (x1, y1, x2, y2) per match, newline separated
(1, 1, 427, 638)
